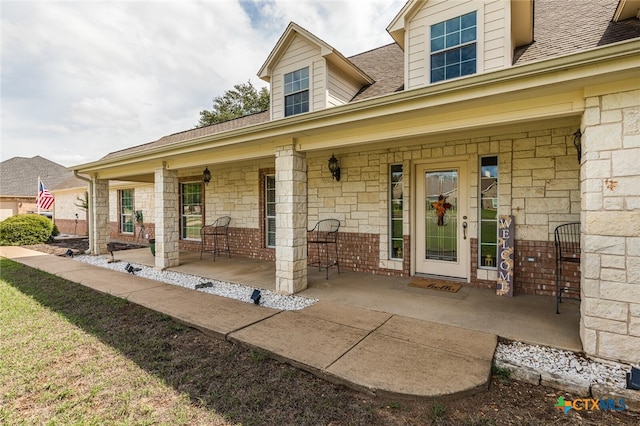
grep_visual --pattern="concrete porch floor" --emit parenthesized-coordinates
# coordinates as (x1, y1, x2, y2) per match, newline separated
(114, 247, 581, 352)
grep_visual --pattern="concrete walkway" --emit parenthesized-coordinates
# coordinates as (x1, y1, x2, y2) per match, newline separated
(1, 246, 496, 399)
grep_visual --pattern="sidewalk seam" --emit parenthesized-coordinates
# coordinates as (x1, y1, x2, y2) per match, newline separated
(224, 309, 283, 340)
(324, 315, 394, 370)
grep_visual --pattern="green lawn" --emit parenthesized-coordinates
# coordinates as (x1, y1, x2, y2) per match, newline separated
(0, 259, 229, 426)
(0, 258, 383, 425)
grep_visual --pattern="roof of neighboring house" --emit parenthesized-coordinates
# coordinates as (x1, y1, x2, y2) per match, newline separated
(514, 0, 640, 64)
(97, 0, 639, 163)
(0, 156, 76, 197)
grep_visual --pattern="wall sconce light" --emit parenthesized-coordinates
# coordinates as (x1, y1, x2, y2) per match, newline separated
(328, 154, 341, 181)
(202, 167, 211, 185)
(573, 129, 582, 163)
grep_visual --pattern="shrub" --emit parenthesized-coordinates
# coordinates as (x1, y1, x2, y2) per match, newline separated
(0, 214, 55, 245)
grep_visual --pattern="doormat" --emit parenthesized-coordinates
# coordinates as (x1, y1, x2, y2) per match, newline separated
(408, 278, 462, 293)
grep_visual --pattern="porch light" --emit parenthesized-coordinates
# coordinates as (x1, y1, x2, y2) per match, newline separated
(202, 167, 212, 185)
(328, 154, 341, 181)
(573, 130, 582, 163)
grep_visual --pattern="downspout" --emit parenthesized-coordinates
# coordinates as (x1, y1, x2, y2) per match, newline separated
(73, 170, 94, 254)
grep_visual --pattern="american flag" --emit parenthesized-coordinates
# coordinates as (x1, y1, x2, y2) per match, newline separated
(37, 180, 55, 210)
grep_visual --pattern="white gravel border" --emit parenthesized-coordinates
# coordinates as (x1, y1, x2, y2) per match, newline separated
(73, 255, 317, 311)
(72, 253, 637, 393)
(495, 340, 633, 390)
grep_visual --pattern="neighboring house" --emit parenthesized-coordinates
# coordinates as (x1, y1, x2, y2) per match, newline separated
(0, 156, 74, 221)
(71, 0, 640, 364)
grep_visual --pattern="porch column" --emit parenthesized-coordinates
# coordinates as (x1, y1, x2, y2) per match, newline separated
(154, 165, 180, 269)
(275, 143, 308, 294)
(580, 88, 640, 364)
(90, 177, 109, 255)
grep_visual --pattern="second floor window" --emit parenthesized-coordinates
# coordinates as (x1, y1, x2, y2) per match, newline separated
(284, 67, 309, 117)
(430, 11, 477, 83)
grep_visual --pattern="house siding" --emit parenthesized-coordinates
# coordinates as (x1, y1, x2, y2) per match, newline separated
(406, 0, 509, 90)
(271, 34, 323, 120)
(327, 63, 362, 107)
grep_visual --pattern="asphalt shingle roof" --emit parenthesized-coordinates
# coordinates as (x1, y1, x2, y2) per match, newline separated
(97, 0, 639, 163)
(0, 156, 77, 196)
(514, 0, 640, 64)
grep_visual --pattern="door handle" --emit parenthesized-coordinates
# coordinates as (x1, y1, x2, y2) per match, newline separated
(462, 221, 468, 240)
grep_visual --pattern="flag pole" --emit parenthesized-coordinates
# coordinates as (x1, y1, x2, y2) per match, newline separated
(37, 176, 41, 215)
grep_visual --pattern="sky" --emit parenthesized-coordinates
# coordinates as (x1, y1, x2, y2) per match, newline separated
(1, 0, 406, 167)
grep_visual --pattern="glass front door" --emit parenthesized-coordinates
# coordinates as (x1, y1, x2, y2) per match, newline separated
(415, 162, 468, 279)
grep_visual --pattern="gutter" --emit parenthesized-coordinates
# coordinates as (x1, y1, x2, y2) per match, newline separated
(73, 171, 94, 255)
(73, 38, 640, 172)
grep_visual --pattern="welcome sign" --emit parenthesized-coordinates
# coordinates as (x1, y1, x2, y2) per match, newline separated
(496, 215, 515, 297)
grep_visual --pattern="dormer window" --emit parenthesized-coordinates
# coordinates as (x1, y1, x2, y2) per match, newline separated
(430, 11, 477, 83)
(284, 67, 310, 117)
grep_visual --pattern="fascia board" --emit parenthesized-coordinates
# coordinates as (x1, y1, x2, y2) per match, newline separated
(613, 0, 640, 20)
(386, 0, 423, 49)
(73, 39, 640, 174)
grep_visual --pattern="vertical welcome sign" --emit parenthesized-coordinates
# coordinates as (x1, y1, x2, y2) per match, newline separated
(496, 215, 515, 297)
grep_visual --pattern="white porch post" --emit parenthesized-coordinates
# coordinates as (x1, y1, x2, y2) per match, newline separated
(275, 144, 308, 294)
(154, 165, 180, 269)
(91, 177, 109, 255)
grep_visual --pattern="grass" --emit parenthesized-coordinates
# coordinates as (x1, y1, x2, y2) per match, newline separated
(491, 363, 512, 382)
(0, 259, 228, 426)
(0, 258, 383, 425)
(3, 256, 639, 426)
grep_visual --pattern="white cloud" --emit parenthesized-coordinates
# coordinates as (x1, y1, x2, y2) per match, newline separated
(1, 0, 404, 167)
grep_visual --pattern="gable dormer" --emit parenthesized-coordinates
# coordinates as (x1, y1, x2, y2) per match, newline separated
(387, 0, 533, 90)
(258, 22, 373, 120)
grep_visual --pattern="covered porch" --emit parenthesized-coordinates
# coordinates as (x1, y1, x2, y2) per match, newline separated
(111, 247, 581, 352)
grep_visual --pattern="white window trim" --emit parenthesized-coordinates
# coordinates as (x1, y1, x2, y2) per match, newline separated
(425, 3, 485, 85)
(280, 60, 314, 116)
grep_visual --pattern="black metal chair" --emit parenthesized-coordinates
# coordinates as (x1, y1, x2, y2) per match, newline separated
(200, 216, 231, 261)
(308, 219, 340, 279)
(555, 222, 581, 314)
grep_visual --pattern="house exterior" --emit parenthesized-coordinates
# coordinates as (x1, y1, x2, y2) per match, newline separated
(71, 0, 640, 364)
(0, 156, 80, 222)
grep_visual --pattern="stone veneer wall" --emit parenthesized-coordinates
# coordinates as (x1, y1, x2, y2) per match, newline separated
(99, 123, 582, 298)
(580, 87, 640, 364)
(203, 160, 274, 228)
(306, 122, 581, 295)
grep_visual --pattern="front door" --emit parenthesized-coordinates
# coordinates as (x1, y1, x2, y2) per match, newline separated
(415, 161, 469, 279)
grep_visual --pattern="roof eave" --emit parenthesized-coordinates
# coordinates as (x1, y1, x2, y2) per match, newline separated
(73, 39, 640, 174)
